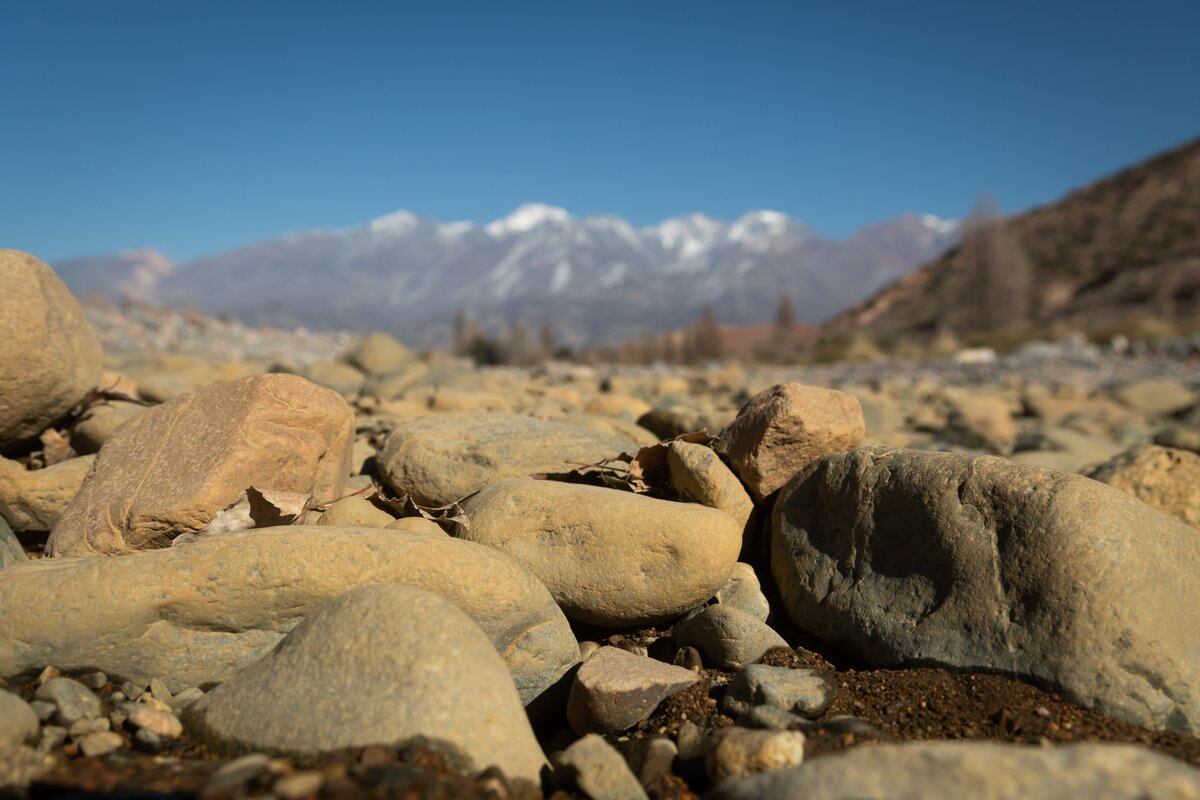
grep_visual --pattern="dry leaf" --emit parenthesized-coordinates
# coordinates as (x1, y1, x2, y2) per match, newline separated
(368, 487, 469, 531)
(534, 430, 714, 498)
(200, 494, 254, 536)
(246, 486, 314, 526)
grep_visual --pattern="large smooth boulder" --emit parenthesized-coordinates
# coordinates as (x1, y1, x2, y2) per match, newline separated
(1086, 444, 1200, 528)
(0, 250, 102, 450)
(47, 374, 355, 557)
(0, 456, 92, 532)
(714, 383, 864, 500)
(772, 446, 1200, 733)
(708, 741, 1200, 800)
(456, 480, 742, 626)
(0, 526, 579, 703)
(379, 413, 630, 506)
(186, 585, 545, 781)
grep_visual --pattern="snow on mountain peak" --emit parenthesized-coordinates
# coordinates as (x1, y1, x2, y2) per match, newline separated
(486, 203, 571, 237)
(729, 209, 796, 248)
(367, 209, 420, 234)
(919, 213, 959, 236)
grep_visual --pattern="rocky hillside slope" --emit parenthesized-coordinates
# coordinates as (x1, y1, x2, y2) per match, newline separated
(824, 137, 1200, 341)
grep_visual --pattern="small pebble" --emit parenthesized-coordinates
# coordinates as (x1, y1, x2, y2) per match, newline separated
(170, 686, 205, 710)
(110, 691, 127, 704)
(675, 721, 707, 761)
(78, 730, 124, 757)
(673, 646, 703, 672)
(38, 725, 67, 752)
(820, 715, 879, 736)
(274, 770, 324, 799)
(36, 666, 61, 685)
(203, 753, 272, 796)
(134, 727, 163, 754)
(81, 671, 108, 690)
(120, 681, 144, 701)
(68, 717, 110, 738)
(30, 700, 56, 722)
(149, 677, 174, 703)
(126, 705, 183, 739)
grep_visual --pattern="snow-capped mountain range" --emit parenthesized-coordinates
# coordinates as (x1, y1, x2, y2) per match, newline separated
(55, 204, 959, 345)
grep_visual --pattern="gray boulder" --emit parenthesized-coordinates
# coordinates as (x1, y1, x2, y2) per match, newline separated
(772, 446, 1200, 733)
(186, 585, 545, 781)
(0, 526, 578, 704)
(708, 741, 1200, 800)
(378, 412, 629, 506)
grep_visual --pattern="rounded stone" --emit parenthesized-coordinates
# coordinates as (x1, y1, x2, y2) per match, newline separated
(185, 585, 546, 782)
(0, 526, 578, 705)
(456, 479, 742, 626)
(378, 413, 630, 506)
(0, 250, 102, 449)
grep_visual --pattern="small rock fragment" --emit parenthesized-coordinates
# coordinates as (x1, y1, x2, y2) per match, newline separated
(567, 646, 699, 734)
(722, 664, 834, 718)
(673, 606, 788, 670)
(553, 734, 649, 800)
(707, 727, 805, 787)
(78, 730, 123, 757)
(34, 678, 101, 725)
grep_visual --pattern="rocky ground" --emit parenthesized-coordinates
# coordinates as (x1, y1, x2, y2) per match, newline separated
(4, 247, 1200, 799)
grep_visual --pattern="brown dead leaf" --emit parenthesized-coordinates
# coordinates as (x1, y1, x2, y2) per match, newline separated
(246, 486, 315, 526)
(534, 429, 714, 498)
(368, 487, 469, 531)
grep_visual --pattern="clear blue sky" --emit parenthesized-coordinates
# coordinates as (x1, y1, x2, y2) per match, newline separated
(2, 0, 1198, 262)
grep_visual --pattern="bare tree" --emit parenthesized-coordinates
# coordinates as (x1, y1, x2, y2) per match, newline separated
(960, 196, 1033, 332)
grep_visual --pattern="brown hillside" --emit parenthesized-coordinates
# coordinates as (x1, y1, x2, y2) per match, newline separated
(824, 137, 1200, 340)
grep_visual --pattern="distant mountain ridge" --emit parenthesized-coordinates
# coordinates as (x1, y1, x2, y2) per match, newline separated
(824, 137, 1200, 342)
(54, 205, 959, 346)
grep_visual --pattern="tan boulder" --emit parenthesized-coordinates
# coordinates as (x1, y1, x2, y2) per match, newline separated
(69, 400, 144, 454)
(1086, 444, 1200, 528)
(943, 395, 1017, 455)
(296, 360, 365, 397)
(0, 250, 102, 449)
(47, 374, 355, 557)
(0, 456, 93, 533)
(344, 332, 413, 376)
(0, 526, 579, 704)
(378, 412, 629, 506)
(185, 585, 546, 781)
(714, 383, 864, 499)
(456, 479, 742, 626)
(584, 393, 652, 421)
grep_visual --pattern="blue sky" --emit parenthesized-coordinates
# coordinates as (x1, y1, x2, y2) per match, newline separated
(2, 0, 1198, 262)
